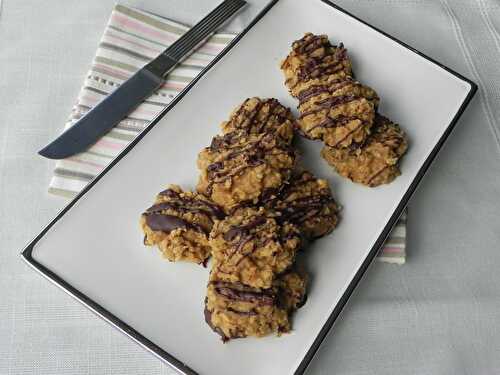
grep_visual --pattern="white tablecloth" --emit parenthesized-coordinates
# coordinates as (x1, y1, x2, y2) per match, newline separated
(1, 1, 500, 374)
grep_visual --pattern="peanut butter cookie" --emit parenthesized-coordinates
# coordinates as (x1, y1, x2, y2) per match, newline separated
(266, 170, 339, 239)
(281, 33, 353, 98)
(140, 185, 224, 265)
(209, 207, 301, 289)
(197, 131, 296, 212)
(204, 270, 307, 341)
(321, 115, 408, 187)
(221, 97, 296, 144)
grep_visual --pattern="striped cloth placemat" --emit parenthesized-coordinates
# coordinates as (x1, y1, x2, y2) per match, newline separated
(48, 4, 407, 264)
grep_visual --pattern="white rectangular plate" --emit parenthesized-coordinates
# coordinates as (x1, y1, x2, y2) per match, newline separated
(23, 1, 476, 374)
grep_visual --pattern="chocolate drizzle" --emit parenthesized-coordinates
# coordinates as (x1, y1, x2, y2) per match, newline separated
(293, 34, 326, 54)
(224, 216, 267, 242)
(227, 307, 258, 316)
(277, 194, 336, 225)
(144, 213, 206, 234)
(298, 60, 346, 82)
(156, 188, 225, 220)
(291, 34, 349, 82)
(142, 188, 225, 235)
(300, 94, 361, 118)
(297, 78, 356, 104)
(263, 172, 338, 239)
(225, 98, 294, 141)
(204, 132, 295, 196)
(212, 281, 276, 306)
(308, 115, 367, 135)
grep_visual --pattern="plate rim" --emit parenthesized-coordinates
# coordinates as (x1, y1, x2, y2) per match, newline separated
(21, 1, 477, 374)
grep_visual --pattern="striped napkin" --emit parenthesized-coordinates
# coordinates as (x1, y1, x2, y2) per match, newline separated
(48, 4, 407, 264)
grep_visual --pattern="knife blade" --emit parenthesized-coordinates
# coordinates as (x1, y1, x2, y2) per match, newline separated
(39, 0, 247, 159)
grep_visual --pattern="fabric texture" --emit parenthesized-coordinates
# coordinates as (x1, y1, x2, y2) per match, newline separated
(47, 4, 407, 263)
(2, 1, 500, 375)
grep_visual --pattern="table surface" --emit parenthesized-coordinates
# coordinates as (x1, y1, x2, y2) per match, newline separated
(1, 0, 500, 374)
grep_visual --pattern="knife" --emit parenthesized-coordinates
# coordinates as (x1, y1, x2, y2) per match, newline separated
(39, 0, 247, 159)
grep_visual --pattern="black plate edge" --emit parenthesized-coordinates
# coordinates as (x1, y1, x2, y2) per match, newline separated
(20, 0, 478, 374)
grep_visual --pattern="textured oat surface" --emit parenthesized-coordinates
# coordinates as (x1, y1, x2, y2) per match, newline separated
(197, 129, 296, 211)
(321, 115, 408, 187)
(209, 207, 301, 289)
(204, 270, 307, 341)
(140, 185, 225, 264)
(220, 97, 296, 144)
(281, 33, 379, 148)
(265, 170, 339, 239)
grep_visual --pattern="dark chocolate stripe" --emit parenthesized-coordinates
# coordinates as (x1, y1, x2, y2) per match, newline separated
(298, 60, 346, 81)
(309, 114, 367, 133)
(154, 189, 225, 219)
(205, 133, 295, 195)
(144, 213, 206, 234)
(300, 95, 361, 118)
(278, 204, 327, 225)
(215, 286, 276, 306)
(297, 79, 355, 103)
(224, 216, 267, 241)
(226, 307, 258, 316)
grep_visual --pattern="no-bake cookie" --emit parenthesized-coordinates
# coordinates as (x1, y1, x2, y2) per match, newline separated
(281, 33, 353, 98)
(204, 270, 307, 341)
(209, 207, 301, 289)
(197, 131, 296, 212)
(141, 185, 225, 265)
(266, 170, 339, 239)
(321, 115, 408, 187)
(221, 97, 296, 144)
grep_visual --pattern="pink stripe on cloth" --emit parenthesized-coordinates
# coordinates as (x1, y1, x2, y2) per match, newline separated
(111, 13, 179, 43)
(92, 64, 131, 80)
(95, 138, 127, 151)
(162, 81, 188, 90)
(380, 247, 405, 254)
(112, 13, 226, 55)
(67, 157, 106, 170)
(104, 31, 163, 55)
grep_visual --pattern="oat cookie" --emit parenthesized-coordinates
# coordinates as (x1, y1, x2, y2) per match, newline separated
(281, 33, 353, 98)
(140, 185, 225, 264)
(209, 207, 301, 289)
(266, 170, 339, 239)
(204, 271, 307, 341)
(221, 97, 296, 144)
(321, 115, 408, 187)
(197, 131, 296, 212)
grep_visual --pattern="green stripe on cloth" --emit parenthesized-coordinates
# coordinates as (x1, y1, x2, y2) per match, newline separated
(114, 4, 234, 45)
(115, 4, 190, 35)
(53, 168, 95, 182)
(48, 187, 79, 199)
